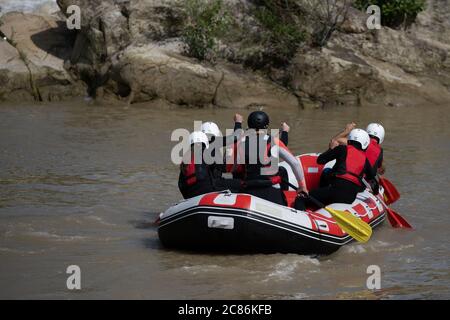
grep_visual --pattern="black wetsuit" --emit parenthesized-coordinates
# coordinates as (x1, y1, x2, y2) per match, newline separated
(178, 148, 215, 199)
(207, 125, 288, 193)
(208, 122, 243, 179)
(240, 134, 286, 205)
(280, 130, 288, 147)
(201, 122, 244, 193)
(275, 131, 290, 190)
(296, 145, 375, 209)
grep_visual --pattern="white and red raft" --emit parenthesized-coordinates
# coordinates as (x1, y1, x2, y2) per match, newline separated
(157, 154, 387, 255)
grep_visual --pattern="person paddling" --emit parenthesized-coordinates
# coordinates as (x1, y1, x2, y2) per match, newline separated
(237, 111, 307, 205)
(362, 123, 386, 194)
(322, 122, 386, 193)
(319, 122, 356, 187)
(330, 122, 385, 176)
(365, 123, 385, 175)
(295, 129, 375, 210)
(178, 132, 215, 199)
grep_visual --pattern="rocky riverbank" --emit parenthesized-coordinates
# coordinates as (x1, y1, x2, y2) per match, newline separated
(1, 0, 449, 108)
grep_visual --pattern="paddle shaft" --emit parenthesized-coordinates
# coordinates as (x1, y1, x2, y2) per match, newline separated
(362, 179, 412, 228)
(282, 179, 372, 242)
(378, 175, 401, 204)
(282, 180, 334, 211)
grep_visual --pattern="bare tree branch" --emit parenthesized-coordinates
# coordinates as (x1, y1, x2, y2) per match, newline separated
(299, 0, 350, 47)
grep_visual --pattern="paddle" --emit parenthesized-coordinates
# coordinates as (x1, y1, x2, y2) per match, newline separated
(306, 194, 373, 243)
(384, 206, 413, 229)
(284, 181, 372, 243)
(378, 176, 400, 205)
(361, 179, 413, 229)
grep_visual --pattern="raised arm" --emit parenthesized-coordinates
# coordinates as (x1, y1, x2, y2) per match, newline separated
(329, 122, 356, 149)
(317, 145, 343, 164)
(280, 122, 289, 146)
(234, 113, 243, 131)
(278, 146, 308, 194)
(223, 114, 244, 147)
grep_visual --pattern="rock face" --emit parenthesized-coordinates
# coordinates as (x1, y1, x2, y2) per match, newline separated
(0, 39, 33, 101)
(289, 35, 450, 108)
(111, 44, 298, 108)
(0, 12, 85, 101)
(288, 0, 450, 107)
(53, 0, 299, 108)
(1, 0, 449, 107)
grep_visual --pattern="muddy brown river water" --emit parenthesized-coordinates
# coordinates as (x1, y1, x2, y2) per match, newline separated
(0, 100, 449, 299)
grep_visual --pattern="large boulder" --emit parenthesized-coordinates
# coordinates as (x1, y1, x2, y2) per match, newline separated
(105, 43, 299, 108)
(0, 40, 33, 101)
(55, 0, 131, 95)
(0, 12, 86, 101)
(290, 47, 381, 107)
(213, 63, 299, 109)
(114, 44, 222, 105)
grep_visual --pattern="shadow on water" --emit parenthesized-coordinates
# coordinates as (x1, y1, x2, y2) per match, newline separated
(142, 237, 163, 250)
(132, 220, 158, 229)
(130, 218, 160, 230)
(129, 208, 162, 229)
(130, 212, 163, 250)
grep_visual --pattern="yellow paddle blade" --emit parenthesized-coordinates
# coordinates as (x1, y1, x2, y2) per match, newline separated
(325, 207, 373, 243)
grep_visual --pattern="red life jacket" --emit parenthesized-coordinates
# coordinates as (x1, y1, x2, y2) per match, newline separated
(336, 144, 366, 186)
(181, 152, 197, 186)
(365, 138, 382, 170)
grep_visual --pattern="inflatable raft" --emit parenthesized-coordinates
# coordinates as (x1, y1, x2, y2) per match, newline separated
(157, 154, 387, 255)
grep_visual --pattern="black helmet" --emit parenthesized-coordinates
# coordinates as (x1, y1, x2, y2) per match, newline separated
(247, 111, 269, 130)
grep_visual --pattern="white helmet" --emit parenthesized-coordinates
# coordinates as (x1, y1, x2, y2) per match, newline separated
(366, 123, 385, 144)
(201, 122, 221, 138)
(348, 128, 370, 150)
(189, 131, 209, 148)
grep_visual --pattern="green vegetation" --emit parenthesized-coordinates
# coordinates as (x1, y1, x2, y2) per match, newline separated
(180, 0, 305, 69)
(252, 0, 305, 67)
(354, 0, 426, 28)
(181, 0, 230, 61)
